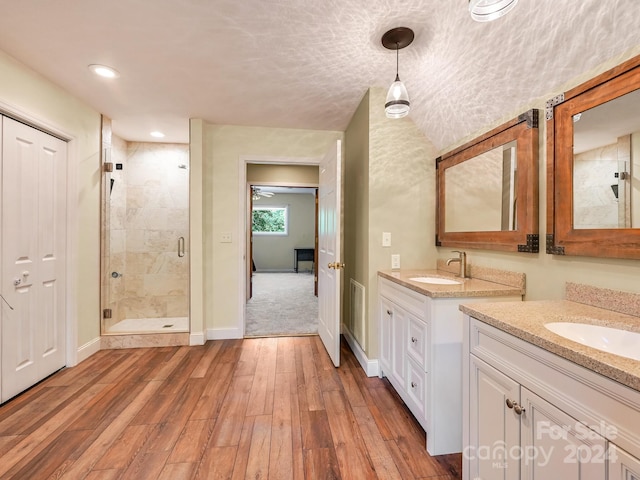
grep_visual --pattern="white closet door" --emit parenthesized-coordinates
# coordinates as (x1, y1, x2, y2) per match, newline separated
(1, 117, 67, 402)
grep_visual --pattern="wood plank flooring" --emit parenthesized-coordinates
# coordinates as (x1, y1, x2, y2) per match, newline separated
(0, 336, 461, 479)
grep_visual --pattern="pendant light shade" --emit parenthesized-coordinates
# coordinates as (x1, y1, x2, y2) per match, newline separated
(381, 27, 414, 119)
(385, 75, 410, 118)
(469, 0, 519, 22)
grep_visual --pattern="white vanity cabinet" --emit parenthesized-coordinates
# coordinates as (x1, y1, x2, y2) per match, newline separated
(464, 315, 640, 480)
(378, 276, 520, 455)
(609, 446, 640, 480)
(470, 356, 605, 479)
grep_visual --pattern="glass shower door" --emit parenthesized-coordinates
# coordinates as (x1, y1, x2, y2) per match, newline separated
(101, 135, 190, 335)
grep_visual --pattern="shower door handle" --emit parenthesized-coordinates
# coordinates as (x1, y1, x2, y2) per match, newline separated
(178, 237, 185, 257)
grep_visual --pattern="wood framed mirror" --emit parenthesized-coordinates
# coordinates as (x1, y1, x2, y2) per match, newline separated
(436, 110, 539, 252)
(546, 55, 640, 259)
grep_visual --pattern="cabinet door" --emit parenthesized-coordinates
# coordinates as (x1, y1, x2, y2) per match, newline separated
(406, 356, 427, 422)
(520, 387, 606, 480)
(379, 296, 394, 375)
(609, 445, 640, 480)
(389, 304, 407, 388)
(469, 356, 520, 480)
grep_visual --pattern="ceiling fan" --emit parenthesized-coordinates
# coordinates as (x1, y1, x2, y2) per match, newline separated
(251, 186, 275, 201)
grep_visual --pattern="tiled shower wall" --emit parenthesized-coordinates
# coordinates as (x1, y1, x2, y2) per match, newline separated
(573, 135, 630, 229)
(108, 138, 189, 324)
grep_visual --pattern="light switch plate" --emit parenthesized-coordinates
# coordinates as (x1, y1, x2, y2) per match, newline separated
(391, 254, 400, 270)
(382, 232, 391, 247)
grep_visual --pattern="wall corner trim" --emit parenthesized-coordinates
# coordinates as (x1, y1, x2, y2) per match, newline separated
(206, 327, 243, 340)
(76, 336, 101, 365)
(343, 329, 379, 377)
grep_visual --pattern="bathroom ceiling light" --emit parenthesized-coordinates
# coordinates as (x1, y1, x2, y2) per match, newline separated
(381, 27, 414, 119)
(469, 0, 519, 22)
(88, 64, 120, 78)
(150, 131, 165, 138)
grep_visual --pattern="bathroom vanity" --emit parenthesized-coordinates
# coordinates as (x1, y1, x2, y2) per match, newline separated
(461, 290, 640, 480)
(378, 269, 523, 455)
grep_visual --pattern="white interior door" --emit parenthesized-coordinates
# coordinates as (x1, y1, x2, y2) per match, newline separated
(317, 139, 342, 367)
(1, 117, 67, 402)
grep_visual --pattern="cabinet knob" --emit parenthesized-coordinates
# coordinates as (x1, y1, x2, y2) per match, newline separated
(505, 398, 525, 415)
(411, 336, 417, 343)
(387, 310, 392, 316)
(411, 381, 418, 388)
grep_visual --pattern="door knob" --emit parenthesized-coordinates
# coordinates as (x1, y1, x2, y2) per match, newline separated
(328, 262, 345, 269)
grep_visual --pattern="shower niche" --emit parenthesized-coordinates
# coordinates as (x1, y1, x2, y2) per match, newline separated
(101, 118, 190, 337)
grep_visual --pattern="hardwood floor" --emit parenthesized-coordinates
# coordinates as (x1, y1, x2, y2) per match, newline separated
(0, 336, 461, 479)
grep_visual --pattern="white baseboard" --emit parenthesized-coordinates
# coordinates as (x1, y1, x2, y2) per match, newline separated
(76, 337, 101, 364)
(343, 329, 379, 377)
(190, 332, 206, 345)
(206, 327, 243, 340)
(254, 269, 296, 273)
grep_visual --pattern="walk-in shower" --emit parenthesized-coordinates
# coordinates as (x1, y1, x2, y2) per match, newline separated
(101, 130, 190, 336)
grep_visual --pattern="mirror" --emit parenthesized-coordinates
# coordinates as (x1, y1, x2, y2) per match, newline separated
(573, 89, 640, 229)
(547, 55, 640, 258)
(445, 141, 517, 232)
(436, 110, 539, 252)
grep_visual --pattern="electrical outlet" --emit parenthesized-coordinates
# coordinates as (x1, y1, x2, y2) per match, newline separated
(220, 232, 232, 243)
(382, 232, 391, 247)
(391, 254, 400, 270)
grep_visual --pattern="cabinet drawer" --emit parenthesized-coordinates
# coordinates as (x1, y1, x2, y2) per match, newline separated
(407, 357, 427, 422)
(378, 277, 430, 320)
(407, 315, 428, 369)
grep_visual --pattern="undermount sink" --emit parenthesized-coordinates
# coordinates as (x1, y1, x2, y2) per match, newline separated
(409, 276, 462, 285)
(544, 322, 640, 361)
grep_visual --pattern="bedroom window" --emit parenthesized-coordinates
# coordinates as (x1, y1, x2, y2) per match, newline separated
(252, 205, 288, 235)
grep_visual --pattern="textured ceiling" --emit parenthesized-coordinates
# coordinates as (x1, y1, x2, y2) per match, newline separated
(0, 0, 638, 150)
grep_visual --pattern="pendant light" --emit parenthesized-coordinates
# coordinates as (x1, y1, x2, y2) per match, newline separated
(469, 0, 519, 22)
(382, 27, 414, 119)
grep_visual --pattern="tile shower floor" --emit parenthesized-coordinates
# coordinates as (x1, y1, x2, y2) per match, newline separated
(107, 316, 189, 333)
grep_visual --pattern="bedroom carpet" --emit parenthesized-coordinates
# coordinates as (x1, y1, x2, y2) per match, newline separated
(245, 272, 318, 336)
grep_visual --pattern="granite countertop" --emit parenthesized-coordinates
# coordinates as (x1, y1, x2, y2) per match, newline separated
(378, 269, 524, 299)
(460, 300, 640, 392)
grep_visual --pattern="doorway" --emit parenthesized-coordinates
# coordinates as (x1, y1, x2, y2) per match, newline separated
(241, 162, 319, 337)
(246, 185, 318, 336)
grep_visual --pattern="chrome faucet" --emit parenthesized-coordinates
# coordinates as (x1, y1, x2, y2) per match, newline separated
(446, 250, 467, 278)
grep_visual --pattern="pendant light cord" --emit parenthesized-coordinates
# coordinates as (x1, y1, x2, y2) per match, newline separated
(395, 42, 400, 81)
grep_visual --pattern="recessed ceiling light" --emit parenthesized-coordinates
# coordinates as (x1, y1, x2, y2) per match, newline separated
(88, 64, 120, 78)
(150, 131, 165, 138)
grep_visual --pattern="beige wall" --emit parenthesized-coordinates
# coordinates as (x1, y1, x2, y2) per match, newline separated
(202, 124, 343, 335)
(343, 88, 439, 358)
(434, 47, 640, 302)
(343, 89, 370, 349)
(247, 164, 319, 184)
(0, 50, 101, 349)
